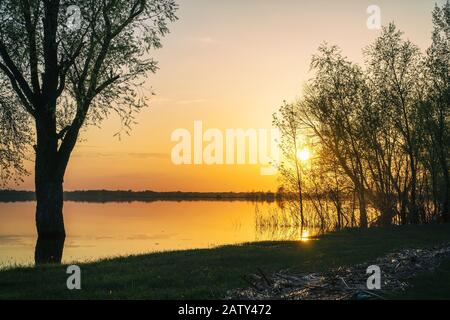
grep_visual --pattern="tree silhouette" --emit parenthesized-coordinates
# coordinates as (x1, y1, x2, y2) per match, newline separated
(274, 2, 449, 231)
(0, 0, 177, 263)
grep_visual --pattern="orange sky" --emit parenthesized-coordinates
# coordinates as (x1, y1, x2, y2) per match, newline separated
(11, 0, 445, 192)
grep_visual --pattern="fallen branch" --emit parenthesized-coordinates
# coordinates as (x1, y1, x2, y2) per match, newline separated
(227, 243, 450, 300)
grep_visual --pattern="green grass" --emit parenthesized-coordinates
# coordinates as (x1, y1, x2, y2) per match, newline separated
(1, 224, 450, 299)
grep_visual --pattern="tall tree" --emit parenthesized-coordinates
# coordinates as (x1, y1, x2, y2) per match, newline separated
(273, 102, 306, 230)
(299, 45, 370, 228)
(365, 23, 425, 224)
(424, 1, 450, 221)
(0, 0, 177, 262)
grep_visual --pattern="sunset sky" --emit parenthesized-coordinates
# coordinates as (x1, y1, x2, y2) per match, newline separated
(12, 0, 447, 192)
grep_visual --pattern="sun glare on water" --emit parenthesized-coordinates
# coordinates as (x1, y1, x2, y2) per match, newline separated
(300, 229, 310, 242)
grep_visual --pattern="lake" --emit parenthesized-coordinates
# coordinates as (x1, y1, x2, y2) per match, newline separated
(0, 201, 302, 268)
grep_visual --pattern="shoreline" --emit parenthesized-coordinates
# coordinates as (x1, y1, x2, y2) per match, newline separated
(2, 224, 450, 299)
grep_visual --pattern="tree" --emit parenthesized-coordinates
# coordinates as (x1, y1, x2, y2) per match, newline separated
(275, 16, 449, 230)
(424, 1, 450, 221)
(0, 0, 177, 262)
(0, 79, 31, 183)
(365, 23, 425, 224)
(299, 45, 370, 228)
(273, 102, 306, 231)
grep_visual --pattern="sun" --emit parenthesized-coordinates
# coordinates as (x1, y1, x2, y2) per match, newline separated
(300, 229, 310, 242)
(297, 148, 311, 161)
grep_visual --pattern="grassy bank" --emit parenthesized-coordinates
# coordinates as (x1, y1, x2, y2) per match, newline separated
(1, 224, 450, 299)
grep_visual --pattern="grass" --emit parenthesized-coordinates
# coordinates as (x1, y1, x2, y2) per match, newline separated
(388, 258, 450, 300)
(1, 224, 450, 299)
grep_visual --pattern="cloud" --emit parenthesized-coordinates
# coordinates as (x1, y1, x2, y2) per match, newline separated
(127, 233, 176, 240)
(150, 96, 207, 106)
(72, 152, 169, 160)
(128, 152, 169, 159)
(0, 235, 33, 245)
(189, 36, 215, 45)
(175, 99, 207, 105)
(151, 97, 172, 104)
(197, 36, 213, 44)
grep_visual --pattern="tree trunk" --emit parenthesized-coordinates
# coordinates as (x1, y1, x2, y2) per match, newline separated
(358, 189, 368, 229)
(380, 201, 394, 226)
(35, 177, 65, 238)
(34, 173, 66, 264)
(409, 157, 419, 224)
(439, 152, 449, 222)
(34, 117, 66, 264)
(35, 236, 65, 264)
(34, 166, 66, 264)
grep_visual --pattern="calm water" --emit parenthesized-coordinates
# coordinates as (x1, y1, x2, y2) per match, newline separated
(0, 201, 298, 268)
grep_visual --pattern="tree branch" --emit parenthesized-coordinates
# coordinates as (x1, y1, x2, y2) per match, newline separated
(20, 0, 41, 94)
(0, 62, 35, 117)
(56, 125, 71, 140)
(0, 41, 36, 106)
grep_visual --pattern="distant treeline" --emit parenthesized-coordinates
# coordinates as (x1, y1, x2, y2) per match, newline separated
(0, 190, 279, 203)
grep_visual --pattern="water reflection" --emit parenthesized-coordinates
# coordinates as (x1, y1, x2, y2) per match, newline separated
(35, 237, 65, 264)
(0, 201, 277, 267)
(254, 224, 316, 242)
(300, 229, 311, 242)
(254, 203, 324, 242)
(0, 200, 325, 267)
